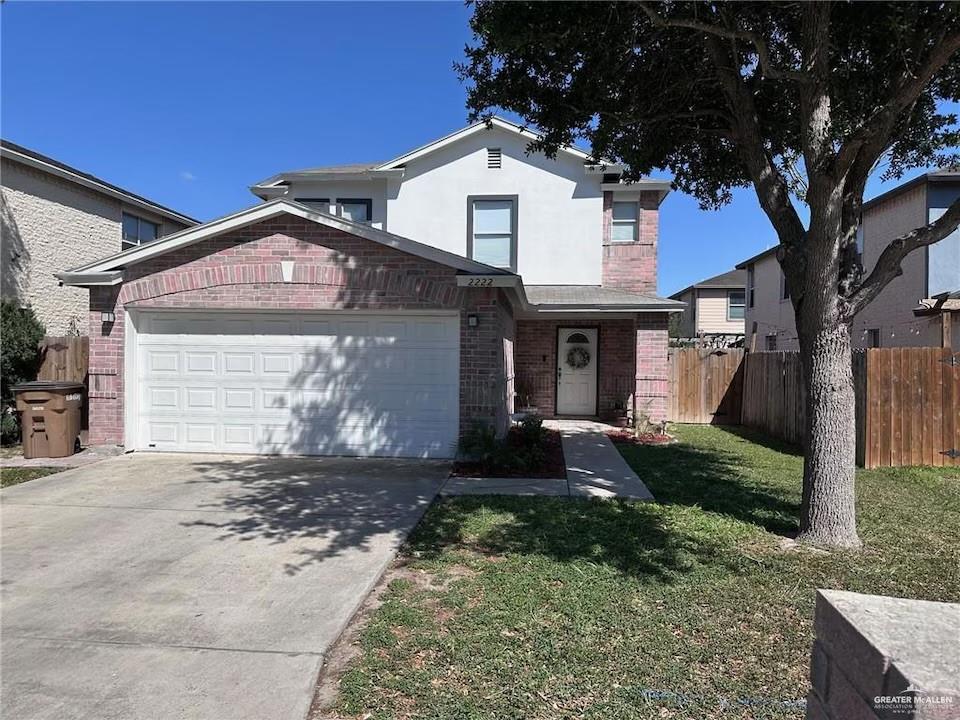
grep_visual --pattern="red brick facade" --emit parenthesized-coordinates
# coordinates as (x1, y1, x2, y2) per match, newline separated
(87, 214, 513, 446)
(601, 190, 660, 294)
(514, 315, 669, 422)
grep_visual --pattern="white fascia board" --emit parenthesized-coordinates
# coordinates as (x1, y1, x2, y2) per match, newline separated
(250, 185, 289, 200)
(375, 117, 596, 170)
(1, 146, 197, 226)
(57, 271, 124, 287)
(64, 198, 511, 277)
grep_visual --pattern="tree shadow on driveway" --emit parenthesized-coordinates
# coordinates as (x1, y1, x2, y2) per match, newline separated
(178, 455, 448, 575)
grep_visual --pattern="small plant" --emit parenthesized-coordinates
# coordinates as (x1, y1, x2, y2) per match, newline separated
(518, 413, 546, 446)
(1, 301, 45, 446)
(458, 421, 502, 475)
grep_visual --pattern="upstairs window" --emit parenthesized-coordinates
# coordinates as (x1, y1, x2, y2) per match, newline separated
(295, 197, 330, 212)
(487, 147, 502, 169)
(727, 290, 746, 320)
(867, 328, 881, 348)
(747, 265, 756, 308)
(122, 212, 159, 249)
(765, 334, 778, 351)
(780, 270, 791, 300)
(336, 198, 372, 223)
(611, 201, 638, 242)
(469, 196, 517, 270)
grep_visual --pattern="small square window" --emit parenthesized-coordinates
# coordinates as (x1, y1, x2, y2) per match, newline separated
(611, 201, 638, 242)
(121, 212, 160, 250)
(765, 334, 778, 352)
(336, 198, 372, 223)
(867, 329, 881, 348)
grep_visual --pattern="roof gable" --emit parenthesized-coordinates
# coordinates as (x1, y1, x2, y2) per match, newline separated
(58, 199, 513, 286)
(373, 117, 599, 171)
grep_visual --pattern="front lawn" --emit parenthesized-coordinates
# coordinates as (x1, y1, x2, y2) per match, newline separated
(330, 426, 960, 720)
(1, 466, 62, 488)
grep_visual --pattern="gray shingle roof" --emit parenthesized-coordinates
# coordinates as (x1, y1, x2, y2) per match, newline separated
(669, 268, 746, 299)
(524, 285, 684, 308)
(284, 161, 383, 175)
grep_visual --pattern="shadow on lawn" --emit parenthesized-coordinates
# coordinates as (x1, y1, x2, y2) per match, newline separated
(407, 494, 754, 585)
(618, 425, 802, 537)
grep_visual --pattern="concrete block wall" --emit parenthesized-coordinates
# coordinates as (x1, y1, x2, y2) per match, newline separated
(806, 590, 960, 720)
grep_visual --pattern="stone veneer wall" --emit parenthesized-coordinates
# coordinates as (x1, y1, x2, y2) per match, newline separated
(601, 190, 660, 294)
(806, 590, 959, 720)
(1, 157, 188, 335)
(87, 214, 513, 446)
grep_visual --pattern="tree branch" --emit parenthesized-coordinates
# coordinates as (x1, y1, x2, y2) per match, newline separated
(703, 35, 807, 250)
(834, 29, 960, 183)
(637, 2, 810, 83)
(847, 194, 960, 315)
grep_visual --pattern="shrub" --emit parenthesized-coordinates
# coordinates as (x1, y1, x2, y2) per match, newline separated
(458, 415, 550, 475)
(518, 413, 547, 446)
(0, 300, 45, 445)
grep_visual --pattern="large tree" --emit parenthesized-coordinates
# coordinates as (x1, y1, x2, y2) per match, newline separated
(460, 1, 960, 547)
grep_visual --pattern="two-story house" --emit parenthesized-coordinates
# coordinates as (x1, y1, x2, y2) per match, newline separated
(739, 170, 960, 352)
(668, 269, 746, 343)
(1, 140, 196, 334)
(58, 118, 683, 458)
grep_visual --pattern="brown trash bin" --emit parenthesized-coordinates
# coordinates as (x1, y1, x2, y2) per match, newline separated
(12, 381, 84, 459)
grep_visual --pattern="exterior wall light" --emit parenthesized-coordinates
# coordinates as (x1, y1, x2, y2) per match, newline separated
(467, 314, 479, 327)
(101, 311, 116, 323)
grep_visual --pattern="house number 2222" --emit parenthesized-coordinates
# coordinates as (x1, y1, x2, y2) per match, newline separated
(466, 278, 494, 287)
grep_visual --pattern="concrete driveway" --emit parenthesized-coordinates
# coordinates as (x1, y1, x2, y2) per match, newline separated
(1, 453, 447, 720)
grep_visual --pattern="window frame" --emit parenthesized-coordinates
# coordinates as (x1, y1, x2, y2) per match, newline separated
(295, 197, 330, 212)
(610, 200, 639, 243)
(780, 270, 791, 301)
(765, 334, 778, 352)
(335, 198, 373, 223)
(747, 265, 755, 308)
(867, 328, 881, 348)
(466, 195, 518, 272)
(727, 289, 746, 320)
(121, 211, 161, 249)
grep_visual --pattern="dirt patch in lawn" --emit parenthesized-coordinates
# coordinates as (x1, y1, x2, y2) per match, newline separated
(606, 429, 677, 446)
(451, 428, 566, 479)
(1, 466, 63, 488)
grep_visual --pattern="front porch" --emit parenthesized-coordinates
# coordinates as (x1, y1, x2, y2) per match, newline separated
(512, 316, 669, 423)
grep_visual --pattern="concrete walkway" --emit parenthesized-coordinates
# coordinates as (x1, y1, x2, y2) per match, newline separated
(442, 420, 654, 501)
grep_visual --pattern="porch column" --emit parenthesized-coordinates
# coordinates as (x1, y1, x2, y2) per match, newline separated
(635, 314, 669, 423)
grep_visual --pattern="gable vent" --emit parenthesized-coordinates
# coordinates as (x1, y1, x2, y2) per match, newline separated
(487, 147, 502, 169)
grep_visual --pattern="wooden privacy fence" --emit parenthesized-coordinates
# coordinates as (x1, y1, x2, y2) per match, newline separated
(667, 348, 744, 424)
(37, 336, 89, 383)
(669, 346, 960, 469)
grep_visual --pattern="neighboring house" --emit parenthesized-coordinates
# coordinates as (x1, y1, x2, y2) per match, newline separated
(59, 118, 683, 458)
(739, 170, 960, 352)
(1, 140, 196, 334)
(668, 269, 746, 342)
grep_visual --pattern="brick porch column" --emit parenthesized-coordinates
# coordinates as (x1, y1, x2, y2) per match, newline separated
(635, 314, 669, 423)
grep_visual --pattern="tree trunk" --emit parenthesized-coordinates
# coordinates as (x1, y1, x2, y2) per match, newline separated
(796, 314, 862, 548)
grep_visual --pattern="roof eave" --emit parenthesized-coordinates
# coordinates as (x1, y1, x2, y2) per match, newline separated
(1, 144, 198, 226)
(57, 270, 124, 288)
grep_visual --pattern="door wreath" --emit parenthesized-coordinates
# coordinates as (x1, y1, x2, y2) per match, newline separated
(566, 346, 591, 369)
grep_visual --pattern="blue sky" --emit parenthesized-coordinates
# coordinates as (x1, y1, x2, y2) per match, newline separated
(1, 1, 948, 295)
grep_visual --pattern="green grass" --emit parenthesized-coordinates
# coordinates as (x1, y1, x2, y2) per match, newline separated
(334, 426, 960, 720)
(1, 466, 62, 488)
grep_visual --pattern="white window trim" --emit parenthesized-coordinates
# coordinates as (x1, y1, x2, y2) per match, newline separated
(610, 201, 639, 243)
(727, 289, 746, 321)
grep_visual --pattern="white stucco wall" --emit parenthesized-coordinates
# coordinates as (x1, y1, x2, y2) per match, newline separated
(277, 127, 604, 285)
(1, 158, 188, 335)
(388, 128, 603, 285)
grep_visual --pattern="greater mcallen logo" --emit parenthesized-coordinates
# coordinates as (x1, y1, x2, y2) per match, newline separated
(874, 685, 955, 715)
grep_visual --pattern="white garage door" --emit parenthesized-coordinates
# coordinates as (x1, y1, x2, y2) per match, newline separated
(132, 311, 460, 458)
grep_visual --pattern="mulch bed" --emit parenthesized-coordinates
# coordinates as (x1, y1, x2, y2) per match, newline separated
(451, 428, 567, 479)
(606, 429, 676, 446)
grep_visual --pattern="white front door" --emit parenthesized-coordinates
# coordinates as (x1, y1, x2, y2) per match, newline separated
(132, 311, 460, 458)
(556, 327, 598, 415)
